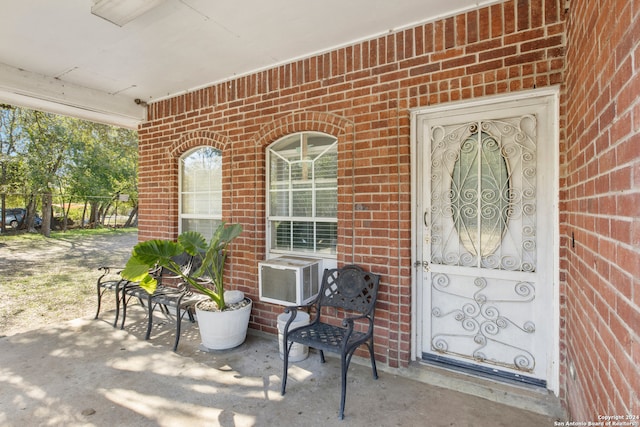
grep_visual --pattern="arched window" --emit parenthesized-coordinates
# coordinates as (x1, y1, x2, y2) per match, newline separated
(179, 146, 222, 240)
(267, 132, 337, 257)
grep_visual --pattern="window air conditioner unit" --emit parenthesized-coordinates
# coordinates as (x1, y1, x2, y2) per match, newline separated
(259, 256, 322, 306)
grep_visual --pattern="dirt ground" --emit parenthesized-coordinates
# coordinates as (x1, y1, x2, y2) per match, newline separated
(0, 230, 138, 336)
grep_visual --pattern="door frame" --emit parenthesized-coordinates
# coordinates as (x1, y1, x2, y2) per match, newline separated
(409, 87, 561, 394)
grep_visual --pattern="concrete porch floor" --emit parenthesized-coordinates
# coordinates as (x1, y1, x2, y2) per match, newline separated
(0, 308, 565, 426)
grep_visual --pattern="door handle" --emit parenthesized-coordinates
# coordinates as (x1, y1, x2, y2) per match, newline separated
(413, 260, 430, 272)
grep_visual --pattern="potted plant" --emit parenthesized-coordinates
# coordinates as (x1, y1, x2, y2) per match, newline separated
(122, 222, 251, 350)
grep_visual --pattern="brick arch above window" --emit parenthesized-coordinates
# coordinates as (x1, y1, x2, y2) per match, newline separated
(251, 111, 354, 148)
(168, 130, 230, 159)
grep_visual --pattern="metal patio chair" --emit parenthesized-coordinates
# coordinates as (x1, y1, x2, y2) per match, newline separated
(95, 266, 131, 328)
(281, 264, 381, 419)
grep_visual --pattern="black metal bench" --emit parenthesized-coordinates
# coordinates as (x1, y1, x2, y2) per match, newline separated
(122, 279, 206, 351)
(281, 264, 381, 419)
(119, 253, 206, 351)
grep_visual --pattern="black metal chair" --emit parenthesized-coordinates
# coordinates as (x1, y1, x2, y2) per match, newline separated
(95, 266, 131, 327)
(120, 253, 204, 351)
(281, 264, 381, 419)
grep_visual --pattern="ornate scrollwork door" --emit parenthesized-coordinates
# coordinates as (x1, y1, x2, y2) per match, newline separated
(414, 92, 558, 388)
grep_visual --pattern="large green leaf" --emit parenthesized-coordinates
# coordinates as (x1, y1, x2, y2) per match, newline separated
(196, 245, 219, 279)
(131, 239, 183, 266)
(218, 223, 243, 246)
(178, 231, 207, 256)
(121, 254, 159, 295)
(122, 255, 152, 282)
(138, 274, 158, 294)
(207, 223, 242, 252)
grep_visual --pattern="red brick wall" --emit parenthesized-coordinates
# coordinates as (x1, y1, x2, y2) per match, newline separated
(138, 0, 565, 372)
(563, 0, 640, 420)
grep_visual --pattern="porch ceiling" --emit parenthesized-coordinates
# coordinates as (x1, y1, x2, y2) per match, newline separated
(0, 0, 500, 129)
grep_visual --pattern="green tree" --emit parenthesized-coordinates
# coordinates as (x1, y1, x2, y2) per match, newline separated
(0, 105, 138, 235)
(65, 120, 138, 228)
(0, 105, 26, 233)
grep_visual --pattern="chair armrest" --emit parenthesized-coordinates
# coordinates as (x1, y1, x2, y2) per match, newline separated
(283, 305, 310, 314)
(282, 305, 314, 332)
(341, 313, 374, 337)
(149, 265, 162, 274)
(98, 266, 125, 272)
(283, 304, 315, 317)
(97, 266, 126, 286)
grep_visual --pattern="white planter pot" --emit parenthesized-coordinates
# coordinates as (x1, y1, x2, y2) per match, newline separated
(195, 298, 252, 350)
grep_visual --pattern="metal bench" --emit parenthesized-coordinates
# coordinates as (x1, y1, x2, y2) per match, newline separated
(120, 253, 206, 351)
(280, 264, 381, 419)
(124, 279, 206, 351)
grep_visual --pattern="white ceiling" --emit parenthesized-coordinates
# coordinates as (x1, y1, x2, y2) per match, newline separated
(0, 0, 500, 128)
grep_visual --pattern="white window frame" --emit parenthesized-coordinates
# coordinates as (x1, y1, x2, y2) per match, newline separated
(178, 146, 223, 240)
(266, 132, 338, 260)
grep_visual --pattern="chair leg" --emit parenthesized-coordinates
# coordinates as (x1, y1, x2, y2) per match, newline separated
(187, 306, 196, 322)
(319, 349, 326, 363)
(145, 296, 154, 340)
(173, 305, 183, 352)
(120, 293, 128, 330)
(112, 284, 123, 329)
(111, 293, 120, 328)
(281, 340, 292, 395)
(339, 352, 348, 420)
(367, 341, 378, 379)
(95, 286, 102, 320)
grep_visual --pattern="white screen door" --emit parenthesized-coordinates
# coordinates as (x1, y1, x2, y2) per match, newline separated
(413, 91, 558, 388)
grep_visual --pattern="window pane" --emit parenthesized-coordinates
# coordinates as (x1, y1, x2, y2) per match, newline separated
(270, 156, 289, 186)
(292, 221, 314, 250)
(291, 161, 313, 183)
(181, 218, 222, 241)
(292, 190, 312, 216)
(182, 191, 222, 215)
(270, 220, 337, 254)
(271, 220, 291, 250)
(316, 222, 337, 253)
(315, 151, 337, 179)
(182, 193, 195, 214)
(292, 167, 313, 188)
(274, 134, 302, 159)
(306, 134, 337, 161)
(182, 147, 222, 192)
(269, 190, 289, 216)
(316, 190, 337, 217)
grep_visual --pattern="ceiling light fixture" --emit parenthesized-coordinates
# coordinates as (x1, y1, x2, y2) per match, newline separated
(91, 0, 166, 27)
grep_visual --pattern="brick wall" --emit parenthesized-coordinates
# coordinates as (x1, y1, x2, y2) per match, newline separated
(138, 0, 565, 372)
(563, 0, 640, 420)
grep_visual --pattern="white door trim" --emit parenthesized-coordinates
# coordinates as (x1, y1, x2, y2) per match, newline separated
(409, 87, 560, 394)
